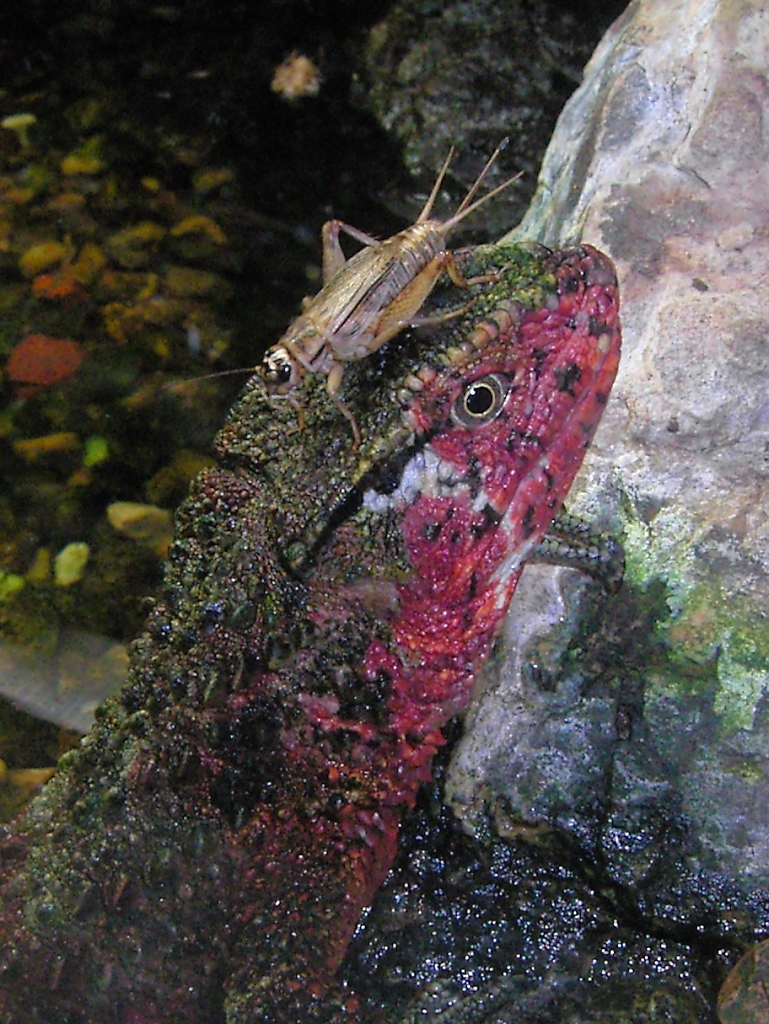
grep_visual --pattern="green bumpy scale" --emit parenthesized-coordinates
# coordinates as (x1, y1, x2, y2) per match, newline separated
(0, 241, 620, 1023)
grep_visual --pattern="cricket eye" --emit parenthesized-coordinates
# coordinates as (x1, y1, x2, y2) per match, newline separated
(264, 349, 299, 391)
(452, 374, 509, 427)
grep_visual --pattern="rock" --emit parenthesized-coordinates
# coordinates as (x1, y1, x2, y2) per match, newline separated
(191, 167, 234, 196)
(492, 0, 769, 888)
(0, 574, 25, 602)
(70, 242, 108, 285)
(0, 113, 36, 149)
(82, 436, 109, 468)
(12, 432, 80, 462)
(1, 768, 55, 821)
(5, 335, 85, 397)
(18, 239, 72, 278)
(163, 265, 230, 299)
(718, 937, 769, 1024)
(270, 51, 323, 101)
(105, 221, 166, 269)
(106, 501, 174, 558)
(60, 136, 106, 176)
(169, 214, 227, 245)
(354, 0, 625, 232)
(347, 1, 769, 1019)
(53, 542, 90, 586)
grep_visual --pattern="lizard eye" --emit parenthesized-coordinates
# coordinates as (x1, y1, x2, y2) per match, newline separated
(452, 373, 510, 427)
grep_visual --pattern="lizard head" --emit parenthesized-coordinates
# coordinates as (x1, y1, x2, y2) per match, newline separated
(216, 241, 620, 584)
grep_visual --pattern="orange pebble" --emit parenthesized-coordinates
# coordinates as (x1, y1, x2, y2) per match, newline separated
(6, 334, 85, 397)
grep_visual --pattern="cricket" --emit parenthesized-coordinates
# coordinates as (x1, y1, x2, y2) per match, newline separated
(261, 139, 522, 444)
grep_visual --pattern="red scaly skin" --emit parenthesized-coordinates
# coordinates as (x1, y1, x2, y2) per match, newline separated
(0, 244, 619, 1023)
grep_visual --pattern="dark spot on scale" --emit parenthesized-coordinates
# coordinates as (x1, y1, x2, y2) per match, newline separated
(471, 504, 502, 537)
(522, 505, 536, 538)
(422, 521, 442, 542)
(506, 429, 545, 452)
(561, 274, 581, 293)
(465, 456, 483, 499)
(532, 348, 548, 378)
(544, 467, 554, 491)
(554, 362, 582, 396)
(483, 503, 502, 527)
(588, 315, 614, 336)
(450, 531, 462, 544)
(595, 390, 608, 406)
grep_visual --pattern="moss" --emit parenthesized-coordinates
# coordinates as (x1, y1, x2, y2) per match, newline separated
(616, 495, 769, 736)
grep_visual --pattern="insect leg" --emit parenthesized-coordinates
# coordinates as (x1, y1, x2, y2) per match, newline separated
(321, 220, 382, 282)
(409, 298, 475, 328)
(325, 359, 361, 447)
(443, 252, 502, 289)
(264, 384, 307, 436)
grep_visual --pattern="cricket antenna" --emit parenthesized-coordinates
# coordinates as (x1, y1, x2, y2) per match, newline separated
(165, 365, 256, 394)
(454, 136, 511, 217)
(442, 167, 523, 234)
(415, 138, 520, 234)
(416, 145, 456, 223)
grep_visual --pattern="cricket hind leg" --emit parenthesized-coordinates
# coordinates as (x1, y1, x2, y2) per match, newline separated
(408, 253, 504, 329)
(443, 252, 503, 289)
(321, 220, 382, 283)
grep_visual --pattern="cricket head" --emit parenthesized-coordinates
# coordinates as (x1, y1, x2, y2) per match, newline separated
(261, 344, 302, 396)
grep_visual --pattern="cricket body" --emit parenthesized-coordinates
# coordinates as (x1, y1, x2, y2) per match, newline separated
(262, 141, 520, 443)
(0, 241, 620, 1023)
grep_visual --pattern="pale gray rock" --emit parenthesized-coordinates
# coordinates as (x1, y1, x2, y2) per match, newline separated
(451, 0, 769, 863)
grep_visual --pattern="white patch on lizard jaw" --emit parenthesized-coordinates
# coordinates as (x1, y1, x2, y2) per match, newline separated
(363, 443, 546, 616)
(362, 446, 490, 513)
